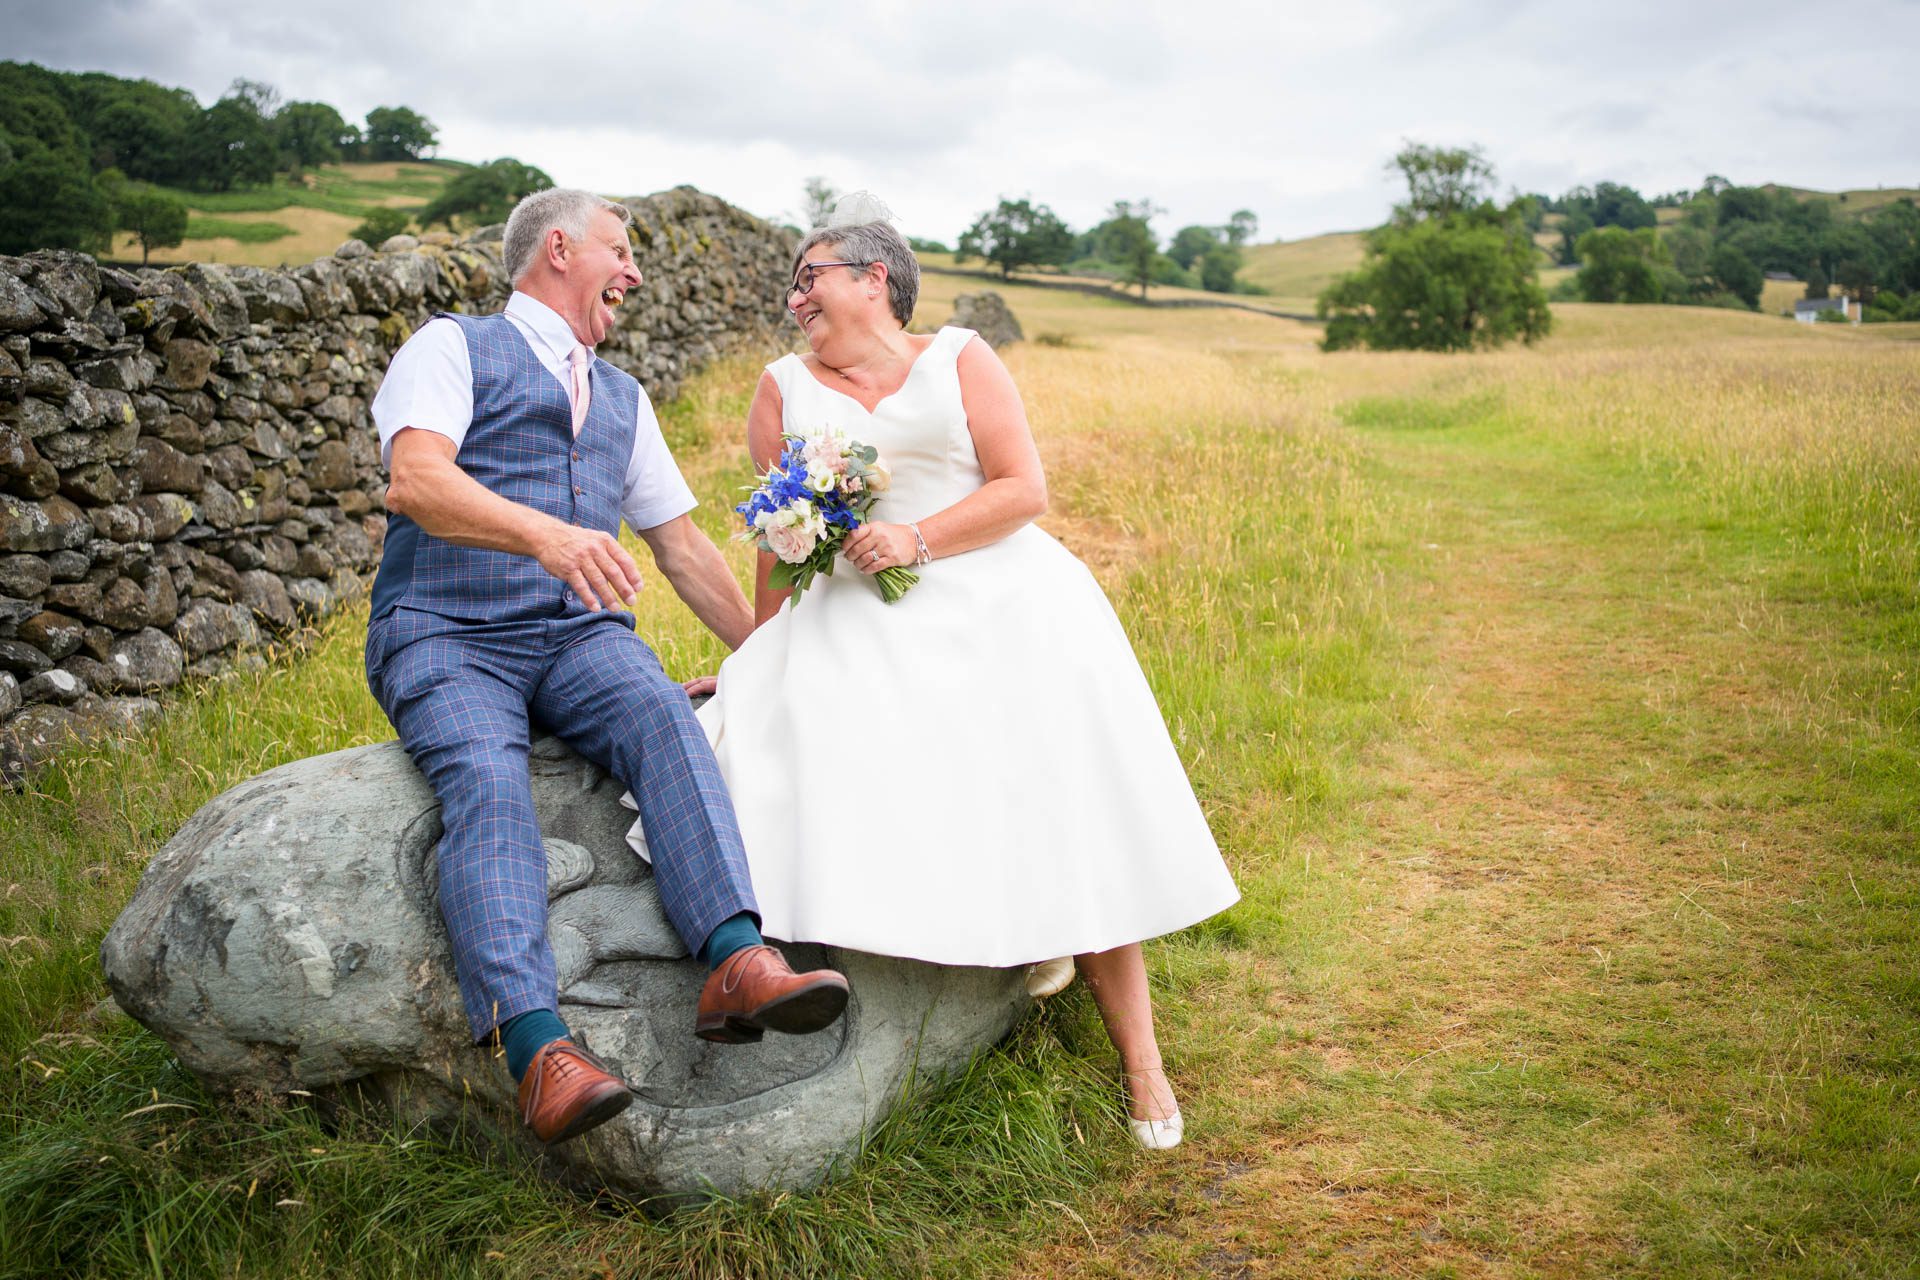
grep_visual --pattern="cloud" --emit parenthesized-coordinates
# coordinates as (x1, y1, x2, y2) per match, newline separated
(5, 0, 1917, 242)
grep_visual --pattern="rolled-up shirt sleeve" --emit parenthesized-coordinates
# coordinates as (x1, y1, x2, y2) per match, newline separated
(371, 318, 474, 470)
(620, 391, 698, 533)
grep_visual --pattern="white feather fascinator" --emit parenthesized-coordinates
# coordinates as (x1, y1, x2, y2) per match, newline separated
(820, 191, 899, 230)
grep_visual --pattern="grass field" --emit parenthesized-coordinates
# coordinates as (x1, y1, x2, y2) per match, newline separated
(1236, 232, 1367, 312)
(1, 285, 1915, 1277)
(110, 161, 464, 267)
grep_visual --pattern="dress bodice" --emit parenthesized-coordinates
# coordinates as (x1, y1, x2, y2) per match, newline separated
(764, 326, 983, 525)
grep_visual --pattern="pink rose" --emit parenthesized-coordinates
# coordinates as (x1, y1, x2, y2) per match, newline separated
(765, 520, 816, 563)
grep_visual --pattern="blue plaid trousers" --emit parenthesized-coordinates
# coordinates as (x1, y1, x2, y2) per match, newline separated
(367, 606, 758, 1040)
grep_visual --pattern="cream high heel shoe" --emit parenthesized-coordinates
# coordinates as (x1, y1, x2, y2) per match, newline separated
(1123, 1065, 1184, 1151)
(1024, 956, 1075, 998)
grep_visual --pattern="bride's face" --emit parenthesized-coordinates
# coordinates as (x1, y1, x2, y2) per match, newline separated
(787, 249, 874, 347)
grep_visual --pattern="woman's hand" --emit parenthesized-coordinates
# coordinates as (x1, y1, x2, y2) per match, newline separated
(841, 522, 918, 575)
(682, 675, 718, 698)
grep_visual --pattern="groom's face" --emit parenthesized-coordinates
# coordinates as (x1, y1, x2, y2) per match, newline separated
(561, 209, 644, 347)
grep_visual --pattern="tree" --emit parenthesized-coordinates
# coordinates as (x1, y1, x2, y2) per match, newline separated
(1709, 242, 1762, 309)
(1199, 244, 1242, 293)
(1319, 190, 1549, 352)
(350, 207, 411, 246)
(1224, 209, 1258, 247)
(1388, 142, 1496, 224)
(954, 198, 1075, 278)
(115, 183, 187, 264)
(85, 86, 198, 183)
(1575, 226, 1668, 303)
(1166, 223, 1220, 270)
(1095, 199, 1162, 299)
(363, 105, 437, 161)
(0, 77, 114, 253)
(1804, 262, 1829, 299)
(1588, 181, 1656, 231)
(0, 137, 113, 254)
(1833, 257, 1878, 308)
(182, 94, 278, 190)
(800, 176, 837, 229)
(277, 101, 354, 176)
(417, 157, 552, 229)
(1664, 223, 1712, 282)
(224, 77, 281, 120)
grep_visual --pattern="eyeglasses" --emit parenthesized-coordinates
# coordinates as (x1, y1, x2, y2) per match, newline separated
(787, 261, 865, 298)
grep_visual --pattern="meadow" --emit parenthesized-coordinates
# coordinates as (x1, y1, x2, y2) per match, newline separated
(0, 282, 1915, 1278)
(109, 161, 463, 267)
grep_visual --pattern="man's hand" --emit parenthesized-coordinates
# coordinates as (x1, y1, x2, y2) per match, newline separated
(388, 428, 644, 611)
(536, 523, 644, 612)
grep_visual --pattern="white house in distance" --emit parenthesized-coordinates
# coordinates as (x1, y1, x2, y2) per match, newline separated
(1794, 296, 1856, 324)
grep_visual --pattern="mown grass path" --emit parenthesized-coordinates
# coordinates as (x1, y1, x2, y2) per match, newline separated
(1020, 366, 1917, 1278)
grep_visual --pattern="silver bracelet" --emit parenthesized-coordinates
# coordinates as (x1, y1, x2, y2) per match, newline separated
(908, 522, 932, 565)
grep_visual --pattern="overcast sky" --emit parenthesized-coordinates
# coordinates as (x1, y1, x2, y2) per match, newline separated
(8, 0, 1917, 243)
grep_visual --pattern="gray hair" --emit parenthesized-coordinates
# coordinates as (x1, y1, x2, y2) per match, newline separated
(503, 188, 633, 285)
(793, 222, 920, 326)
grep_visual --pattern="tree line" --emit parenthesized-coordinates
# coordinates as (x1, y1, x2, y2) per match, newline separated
(1546, 178, 1920, 322)
(0, 61, 444, 259)
(948, 196, 1262, 297)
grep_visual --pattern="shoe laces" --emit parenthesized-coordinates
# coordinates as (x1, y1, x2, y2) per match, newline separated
(522, 1041, 592, 1122)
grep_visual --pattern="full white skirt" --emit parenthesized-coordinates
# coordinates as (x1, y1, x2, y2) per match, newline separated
(628, 524, 1239, 967)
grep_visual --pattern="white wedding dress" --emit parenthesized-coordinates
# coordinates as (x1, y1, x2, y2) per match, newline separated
(626, 326, 1238, 966)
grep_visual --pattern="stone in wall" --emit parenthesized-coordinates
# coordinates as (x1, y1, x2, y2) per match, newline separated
(0, 187, 796, 780)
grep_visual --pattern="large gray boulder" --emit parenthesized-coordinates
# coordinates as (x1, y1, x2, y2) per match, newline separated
(101, 737, 1028, 1199)
(949, 291, 1024, 348)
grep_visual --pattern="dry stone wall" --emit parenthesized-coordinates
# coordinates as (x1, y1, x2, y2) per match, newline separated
(0, 186, 795, 779)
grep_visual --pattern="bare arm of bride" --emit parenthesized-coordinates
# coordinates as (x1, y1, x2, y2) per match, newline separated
(837, 335, 1047, 571)
(746, 370, 795, 627)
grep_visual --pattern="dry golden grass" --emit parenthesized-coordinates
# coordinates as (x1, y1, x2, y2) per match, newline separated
(1238, 232, 1368, 311)
(114, 205, 366, 268)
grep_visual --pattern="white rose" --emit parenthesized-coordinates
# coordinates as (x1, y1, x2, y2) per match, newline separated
(864, 458, 892, 493)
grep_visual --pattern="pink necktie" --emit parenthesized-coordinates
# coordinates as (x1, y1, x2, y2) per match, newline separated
(568, 345, 591, 437)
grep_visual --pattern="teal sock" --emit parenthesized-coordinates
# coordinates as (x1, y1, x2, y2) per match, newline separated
(498, 1008, 570, 1081)
(699, 913, 763, 971)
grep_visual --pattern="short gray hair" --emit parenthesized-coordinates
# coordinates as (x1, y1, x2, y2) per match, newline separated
(503, 188, 633, 284)
(793, 222, 920, 326)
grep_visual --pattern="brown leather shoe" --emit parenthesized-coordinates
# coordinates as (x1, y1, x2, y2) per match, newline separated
(696, 944, 850, 1044)
(516, 1040, 632, 1145)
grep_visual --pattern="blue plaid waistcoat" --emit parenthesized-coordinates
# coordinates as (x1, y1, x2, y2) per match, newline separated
(370, 312, 639, 622)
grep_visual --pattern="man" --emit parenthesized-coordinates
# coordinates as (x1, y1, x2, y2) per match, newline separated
(366, 187, 848, 1148)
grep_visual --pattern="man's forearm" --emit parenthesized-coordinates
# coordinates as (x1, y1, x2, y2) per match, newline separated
(656, 534, 753, 650)
(389, 449, 562, 559)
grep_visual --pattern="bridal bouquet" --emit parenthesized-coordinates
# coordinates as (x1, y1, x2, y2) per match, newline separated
(734, 430, 920, 604)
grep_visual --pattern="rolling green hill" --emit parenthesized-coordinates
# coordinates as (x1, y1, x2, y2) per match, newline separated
(111, 160, 465, 267)
(1235, 231, 1367, 312)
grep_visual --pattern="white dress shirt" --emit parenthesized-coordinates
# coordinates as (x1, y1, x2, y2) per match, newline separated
(370, 292, 697, 533)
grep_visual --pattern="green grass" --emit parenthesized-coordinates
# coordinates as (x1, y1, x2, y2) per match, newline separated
(3, 302, 1917, 1276)
(1237, 231, 1367, 310)
(183, 216, 297, 244)
(154, 161, 464, 219)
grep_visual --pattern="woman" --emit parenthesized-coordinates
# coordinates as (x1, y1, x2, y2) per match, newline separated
(631, 196, 1238, 1149)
